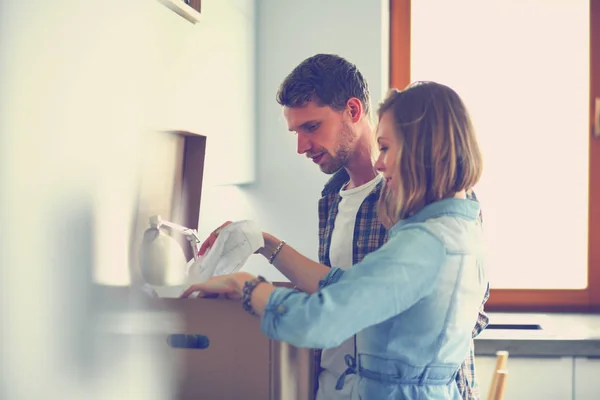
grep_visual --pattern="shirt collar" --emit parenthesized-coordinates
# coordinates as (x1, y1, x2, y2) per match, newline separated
(390, 198, 481, 234)
(321, 169, 350, 196)
(321, 169, 384, 199)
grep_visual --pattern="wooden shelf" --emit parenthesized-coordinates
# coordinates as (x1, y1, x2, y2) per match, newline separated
(157, 0, 201, 24)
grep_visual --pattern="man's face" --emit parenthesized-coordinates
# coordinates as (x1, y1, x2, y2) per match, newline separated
(283, 102, 355, 174)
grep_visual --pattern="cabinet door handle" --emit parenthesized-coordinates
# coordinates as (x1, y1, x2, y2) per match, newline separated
(167, 334, 210, 349)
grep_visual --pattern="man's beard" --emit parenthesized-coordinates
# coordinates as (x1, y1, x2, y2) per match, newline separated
(319, 123, 354, 174)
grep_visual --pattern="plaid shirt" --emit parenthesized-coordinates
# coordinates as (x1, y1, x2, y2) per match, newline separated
(315, 169, 490, 400)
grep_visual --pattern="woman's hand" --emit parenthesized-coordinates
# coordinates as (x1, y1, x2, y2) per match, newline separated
(198, 221, 233, 256)
(180, 272, 252, 300)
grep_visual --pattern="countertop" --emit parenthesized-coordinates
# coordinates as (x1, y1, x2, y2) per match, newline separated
(474, 312, 600, 357)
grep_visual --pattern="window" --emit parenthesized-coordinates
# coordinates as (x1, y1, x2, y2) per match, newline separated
(390, 0, 600, 311)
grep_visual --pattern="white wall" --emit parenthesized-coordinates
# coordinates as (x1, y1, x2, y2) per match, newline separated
(232, 0, 390, 280)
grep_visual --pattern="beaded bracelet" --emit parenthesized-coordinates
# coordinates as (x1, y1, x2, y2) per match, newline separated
(242, 275, 268, 316)
(268, 240, 286, 264)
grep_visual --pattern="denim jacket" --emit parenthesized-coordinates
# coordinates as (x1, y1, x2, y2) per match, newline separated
(317, 169, 489, 399)
(262, 198, 488, 399)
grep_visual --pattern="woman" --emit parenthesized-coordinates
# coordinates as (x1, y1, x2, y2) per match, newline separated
(182, 81, 487, 399)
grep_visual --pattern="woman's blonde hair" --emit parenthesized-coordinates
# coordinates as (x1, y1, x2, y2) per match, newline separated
(377, 81, 483, 227)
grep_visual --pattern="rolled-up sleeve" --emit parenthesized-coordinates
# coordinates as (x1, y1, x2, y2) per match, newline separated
(318, 267, 344, 289)
(260, 227, 445, 349)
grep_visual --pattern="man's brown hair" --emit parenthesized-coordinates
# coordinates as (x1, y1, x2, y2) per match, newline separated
(276, 54, 371, 116)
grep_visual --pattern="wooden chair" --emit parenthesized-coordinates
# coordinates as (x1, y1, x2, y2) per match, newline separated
(487, 351, 509, 400)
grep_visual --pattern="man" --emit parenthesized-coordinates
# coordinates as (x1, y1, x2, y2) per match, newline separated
(275, 53, 490, 399)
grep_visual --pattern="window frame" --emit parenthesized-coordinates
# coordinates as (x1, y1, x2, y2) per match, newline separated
(389, 0, 600, 312)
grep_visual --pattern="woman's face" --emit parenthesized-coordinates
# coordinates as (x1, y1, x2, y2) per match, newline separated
(374, 111, 401, 197)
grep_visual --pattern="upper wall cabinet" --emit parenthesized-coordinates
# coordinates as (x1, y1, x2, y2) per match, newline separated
(157, 0, 202, 23)
(151, 0, 256, 185)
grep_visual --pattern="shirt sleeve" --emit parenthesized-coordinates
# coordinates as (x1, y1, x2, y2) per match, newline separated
(472, 282, 490, 338)
(260, 226, 446, 349)
(317, 266, 345, 289)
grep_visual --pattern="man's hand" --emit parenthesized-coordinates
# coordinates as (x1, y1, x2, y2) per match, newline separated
(198, 221, 233, 256)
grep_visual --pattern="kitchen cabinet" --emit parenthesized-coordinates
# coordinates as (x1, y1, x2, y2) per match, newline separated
(157, 0, 202, 23)
(574, 357, 600, 400)
(475, 356, 573, 400)
(151, 0, 256, 185)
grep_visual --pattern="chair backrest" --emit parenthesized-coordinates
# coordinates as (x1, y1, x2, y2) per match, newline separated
(489, 370, 508, 400)
(487, 351, 509, 400)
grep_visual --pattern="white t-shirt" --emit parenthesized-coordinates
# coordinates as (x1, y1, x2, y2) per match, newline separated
(317, 174, 382, 400)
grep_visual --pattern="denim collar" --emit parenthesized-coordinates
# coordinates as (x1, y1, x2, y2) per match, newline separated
(390, 198, 481, 235)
